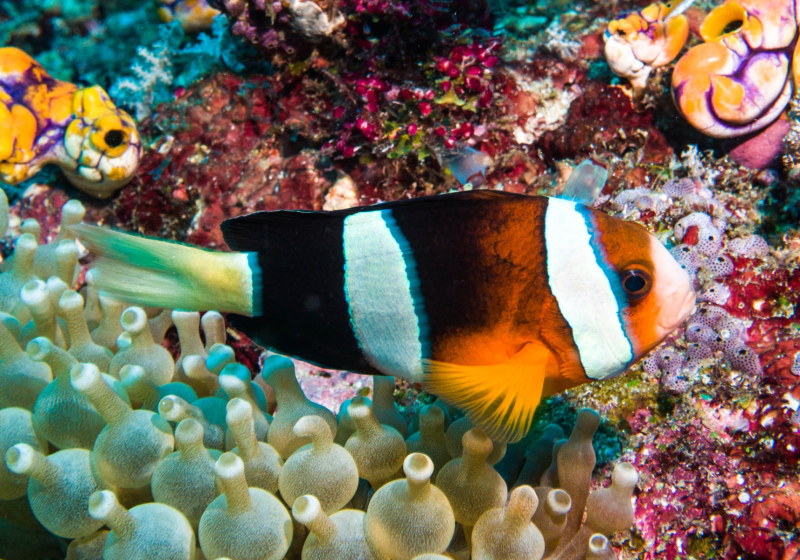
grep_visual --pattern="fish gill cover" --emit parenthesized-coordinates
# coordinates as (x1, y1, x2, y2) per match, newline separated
(0, 0, 799, 558)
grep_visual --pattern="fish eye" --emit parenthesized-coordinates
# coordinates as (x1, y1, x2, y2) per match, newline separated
(621, 269, 651, 300)
(104, 129, 124, 148)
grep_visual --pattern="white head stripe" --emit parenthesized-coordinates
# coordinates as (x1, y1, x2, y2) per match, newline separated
(343, 210, 426, 379)
(544, 198, 633, 379)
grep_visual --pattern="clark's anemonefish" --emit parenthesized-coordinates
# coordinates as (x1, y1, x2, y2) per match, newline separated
(73, 190, 695, 442)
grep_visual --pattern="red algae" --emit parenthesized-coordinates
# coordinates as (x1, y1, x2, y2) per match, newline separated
(539, 81, 673, 165)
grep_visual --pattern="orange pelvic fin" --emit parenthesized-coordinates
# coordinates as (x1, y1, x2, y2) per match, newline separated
(422, 342, 557, 444)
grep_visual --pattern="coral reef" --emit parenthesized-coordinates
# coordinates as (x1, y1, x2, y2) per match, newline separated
(3, 0, 800, 554)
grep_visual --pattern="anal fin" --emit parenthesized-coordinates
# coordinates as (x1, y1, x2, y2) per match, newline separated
(422, 342, 558, 443)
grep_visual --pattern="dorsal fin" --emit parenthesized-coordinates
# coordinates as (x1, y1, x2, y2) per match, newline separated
(220, 190, 531, 253)
(560, 159, 608, 206)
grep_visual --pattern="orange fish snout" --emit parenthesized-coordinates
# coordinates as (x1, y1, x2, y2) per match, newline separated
(621, 232, 696, 366)
(671, 0, 797, 137)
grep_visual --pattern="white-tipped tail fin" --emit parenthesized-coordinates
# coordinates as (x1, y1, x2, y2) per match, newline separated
(71, 225, 262, 317)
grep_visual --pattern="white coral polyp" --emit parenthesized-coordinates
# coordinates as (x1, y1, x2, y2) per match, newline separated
(511, 77, 577, 145)
(288, 0, 344, 38)
(604, 35, 650, 91)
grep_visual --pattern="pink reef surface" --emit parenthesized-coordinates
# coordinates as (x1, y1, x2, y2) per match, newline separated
(8, 0, 800, 558)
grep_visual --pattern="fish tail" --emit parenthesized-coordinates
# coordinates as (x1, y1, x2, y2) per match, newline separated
(71, 225, 262, 317)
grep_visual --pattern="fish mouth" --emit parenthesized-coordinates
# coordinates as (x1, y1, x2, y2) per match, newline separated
(648, 234, 697, 337)
(658, 288, 696, 332)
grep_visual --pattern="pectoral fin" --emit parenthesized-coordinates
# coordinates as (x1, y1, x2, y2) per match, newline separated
(422, 342, 558, 443)
(539, 298, 589, 385)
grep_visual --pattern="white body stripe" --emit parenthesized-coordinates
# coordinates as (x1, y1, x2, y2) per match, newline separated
(544, 198, 633, 379)
(343, 210, 424, 379)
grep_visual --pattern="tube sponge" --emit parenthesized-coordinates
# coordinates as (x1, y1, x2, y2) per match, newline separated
(109, 307, 175, 385)
(292, 494, 373, 560)
(514, 424, 565, 488)
(585, 534, 616, 560)
(5, 444, 104, 538)
(0, 233, 37, 323)
(226, 397, 282, 493)
(19, 279, 60, 346)
(0, 318, 52, 410)
(444, 416, 473, 458)
(345, 396, 407, 490)
(29, 337, 131, 450)
(372, 376, 408, 438)
(71, 363, 174, 488)
(334, 396, 370, 446)
(90, 294, 124, 352)
(531, 488, 571, 555)
(120, 364, 197, 410)
(555, 409, 600, 547)
(471, 485, 545, 560)
(198, 452, 293, 560)
(0, 407, 47, 499)
(435, 427, 508, 529)
(159, 394, 226, 451)
(59, 290, 113, 372)
(406, 404, 450, 479)
(65, 529, 109, 560)
(584, 462, 638, 536)
(88, 490, 196, 560)
(278, 415, 359, 514)
(263, 355, 337, 459)
(151, 418, 222, 530)
(364, 453, 455, 560)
